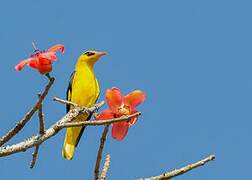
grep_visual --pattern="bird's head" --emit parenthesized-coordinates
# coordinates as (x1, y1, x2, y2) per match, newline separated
(79, 50, 107, 65)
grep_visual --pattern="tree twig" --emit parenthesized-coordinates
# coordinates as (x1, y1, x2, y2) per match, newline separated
(138, 155, 216, 180)
(61, 112, 141, 128)
(94, 125, 110, 180)
(0, 101, 105, 157)
(30, 145, 39, 168)
(38, 94, 45, 134)
(0, 78, 54, 146)
(53, 97, 78, 107)
(100, 154, 111, 180)
(29, 94, 45, 168)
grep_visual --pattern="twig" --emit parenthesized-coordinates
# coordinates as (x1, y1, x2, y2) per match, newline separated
(94, 125, 110, 180)
(29, 94, 45, 168)
(0, 78, 54, 146)
(61, 112, 141, 128)
(100, 154, 111, 180)
(0, 101, 105, 157)
(53, 97, 78, 107)
(138, 155, 216, 180)
(38, 94, 45, 134)
(30, 145, 39, 168)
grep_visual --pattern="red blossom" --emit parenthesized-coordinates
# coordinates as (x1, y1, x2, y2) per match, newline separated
(15, 44, 64, 75)
(95, 87, 146, 141)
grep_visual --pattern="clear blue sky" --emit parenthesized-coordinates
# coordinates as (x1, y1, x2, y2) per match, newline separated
(1, 0, 251, 179)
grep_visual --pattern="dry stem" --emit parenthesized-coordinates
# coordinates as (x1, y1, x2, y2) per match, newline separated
(38, 94, 45, 134)
(100, 154, 111, 180)
(30, 145, 39, 168)
(61, 112, 141, 128)
(53, 97, 78, 107)
(94, 125, 110, 180)
(138, 155, 215, 180)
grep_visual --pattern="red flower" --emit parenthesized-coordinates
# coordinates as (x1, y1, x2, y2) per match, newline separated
(15, 44, 64, 75)
(95, 87, 146, 141)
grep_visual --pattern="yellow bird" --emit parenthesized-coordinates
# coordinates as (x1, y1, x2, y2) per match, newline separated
(62, 50, 107, 160)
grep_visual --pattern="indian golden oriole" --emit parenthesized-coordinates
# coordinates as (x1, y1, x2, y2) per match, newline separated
(62, 50, 107, 160)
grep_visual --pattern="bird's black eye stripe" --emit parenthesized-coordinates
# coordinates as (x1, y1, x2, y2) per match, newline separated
(85, 52, 95, 56)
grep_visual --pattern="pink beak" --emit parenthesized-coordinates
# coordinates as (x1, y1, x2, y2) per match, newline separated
(95, 52, 107, 57)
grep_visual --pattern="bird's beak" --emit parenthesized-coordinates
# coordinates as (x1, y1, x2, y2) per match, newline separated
(95, 52, 107, 57)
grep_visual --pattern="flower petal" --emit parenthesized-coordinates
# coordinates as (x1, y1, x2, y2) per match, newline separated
(128, 110, 139, 126)
(105, 87, 124, 112)
(39, 52, 57, 61)
(124, 90, 146, 110)
(112, 122, 129, 141)
(94, 109, 114, 120)
(28, 60, 39, 69)
(15, 57, 38, 71)
(47, 44, 65, 53)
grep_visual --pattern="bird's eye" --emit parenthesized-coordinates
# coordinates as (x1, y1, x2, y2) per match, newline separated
(85, 52, 95, 56)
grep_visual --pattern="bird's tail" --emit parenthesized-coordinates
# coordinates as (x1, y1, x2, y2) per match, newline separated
(62, 126, 82, 160)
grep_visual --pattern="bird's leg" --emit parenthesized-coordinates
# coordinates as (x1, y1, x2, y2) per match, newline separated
(93, 103, 100, 112)
(80, 106, 91, 114)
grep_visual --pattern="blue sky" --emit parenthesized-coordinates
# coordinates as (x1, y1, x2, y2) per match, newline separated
(1, 0, 252, 179)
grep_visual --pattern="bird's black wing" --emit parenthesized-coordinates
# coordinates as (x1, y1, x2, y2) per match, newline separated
(75, 94, 100, 147)
(75, 114, 91, 147)
(66, 71, 75, 113)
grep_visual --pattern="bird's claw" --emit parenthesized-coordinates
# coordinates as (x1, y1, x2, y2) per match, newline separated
(93, 104, 100, 112)
(81, 107, 91, 114)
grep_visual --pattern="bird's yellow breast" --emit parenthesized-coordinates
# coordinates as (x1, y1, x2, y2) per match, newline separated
(70, 65, 100, 110)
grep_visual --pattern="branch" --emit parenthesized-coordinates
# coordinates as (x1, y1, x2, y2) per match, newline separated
(30, 145, 39, 168)
(138, 155, 216, 180)
(29, 94, 46, 168)
(0, 78, 54, 146)
(53, 97, 78, 107)
(38, 94, 45, 134)
(61, 112, 141, 128)
(0, 101, 105, 157)
(100, 154, 111, 180)
(94, 125, 110, 180)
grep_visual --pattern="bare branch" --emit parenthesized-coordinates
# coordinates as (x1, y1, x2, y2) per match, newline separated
(94, 125, 110, 180)
(61, 112, 141, 128)
(29, 94, 46, 168)
(138, 155, 216, 180)
(30, 145, 39, 168)
(38, 94, 45, 135)
(0, 101, 105, 157)
(100, 154, 111, 180)
(0, 78, 54, 146)
(53, 97, 78, 107)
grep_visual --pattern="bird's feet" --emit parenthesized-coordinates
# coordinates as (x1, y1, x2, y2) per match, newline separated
(81, 107, 91, 114)
(93, 103, 101, 112)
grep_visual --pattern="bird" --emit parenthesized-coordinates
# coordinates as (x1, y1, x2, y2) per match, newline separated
(62, 50, 107, 160)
